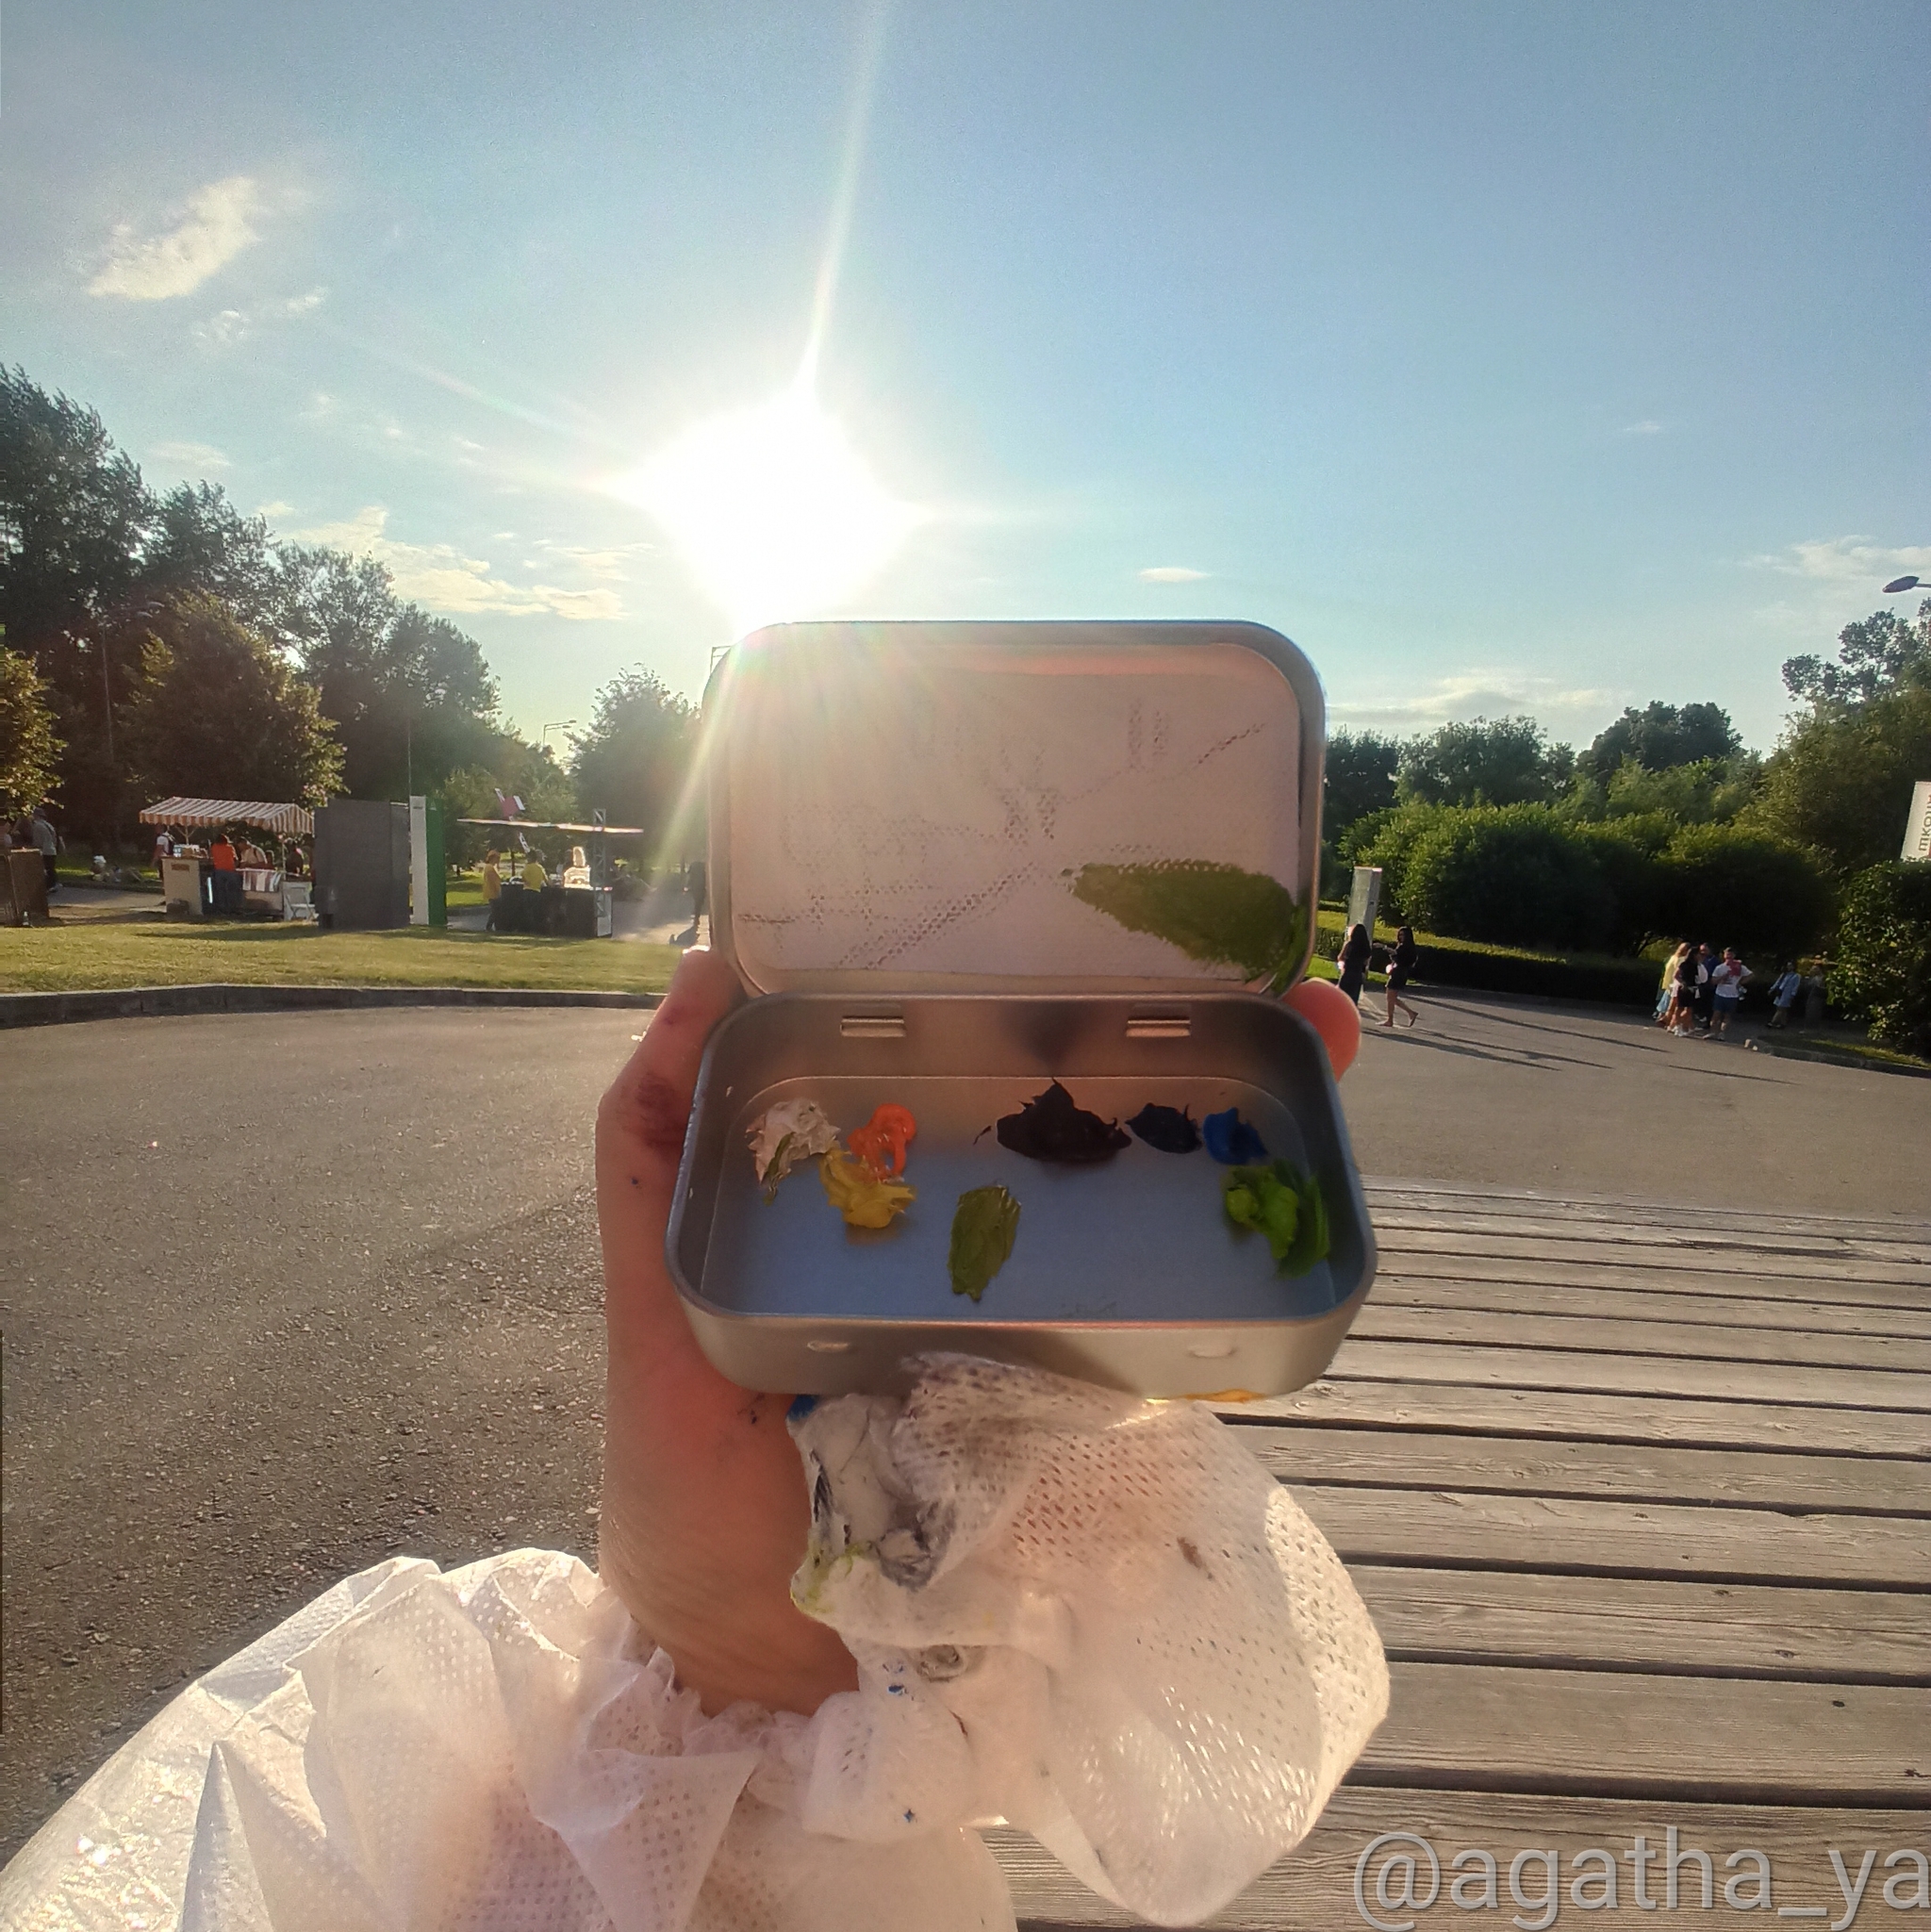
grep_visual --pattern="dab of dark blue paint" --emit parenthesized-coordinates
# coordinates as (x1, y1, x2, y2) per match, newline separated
(1127, 1103, 1201, 1153)
(1202, 1107, 1267, 1164)
(787, 1395, 818, 1423)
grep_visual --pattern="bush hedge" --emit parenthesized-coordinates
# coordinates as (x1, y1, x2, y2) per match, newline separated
(1828, 862, 1931, 1055)
(1344, 800, 1833, 964)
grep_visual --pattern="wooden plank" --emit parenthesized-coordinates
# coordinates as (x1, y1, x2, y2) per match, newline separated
(1370, 1247, 1931, 1312)
(1367, 1205, 1931, 1268)
(1220, 1379, 1931, 1458)
(1325, 1337, 1931, 1413)
(1364, 1178, 1931, 1247)
(1362, 1661, 1930, 1805)
(1350, 1302, 1931, 1375)
(998, 1790, 1931, 1929)
(1241, 1425, 1931, 1515)
(1369, 1270, 1931, 1341)
(1354, 1567, 1931, 1682)
(1370, 1226, 1929, 1287)
(1290, 1483, 1931, 1589)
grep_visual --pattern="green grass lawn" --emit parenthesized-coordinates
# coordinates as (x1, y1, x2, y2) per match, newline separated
(0, 920, 682, 995)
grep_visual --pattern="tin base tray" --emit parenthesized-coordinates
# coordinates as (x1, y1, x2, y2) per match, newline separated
(669, 994, 1378, 1397)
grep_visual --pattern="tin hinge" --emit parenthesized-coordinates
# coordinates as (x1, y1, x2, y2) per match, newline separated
(1125, 1010, 1191, 1038)
(840, 1012, 907, 1038)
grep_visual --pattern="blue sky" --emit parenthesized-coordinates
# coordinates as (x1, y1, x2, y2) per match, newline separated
(4, 1, 1927, 753)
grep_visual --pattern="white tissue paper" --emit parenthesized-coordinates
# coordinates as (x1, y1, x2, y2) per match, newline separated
(1, 1356, 1386, 1932)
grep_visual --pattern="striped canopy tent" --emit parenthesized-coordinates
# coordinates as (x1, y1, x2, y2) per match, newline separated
(138, 797, 316, 837)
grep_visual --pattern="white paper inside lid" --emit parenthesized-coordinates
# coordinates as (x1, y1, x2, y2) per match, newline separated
(716, 623, 1317, 993)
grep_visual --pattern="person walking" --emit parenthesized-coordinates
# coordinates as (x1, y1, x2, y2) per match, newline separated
(1657, 944, 1689, 1026)
(1708, 948, 1752, 1039)
(1768, 962, 1802, 1029)
(1336, 921, 1372, 1008)
(1669, 941, 1706, 1037)
(1691, 942, 1718, 1036)
(28, 804, 58, 894)
(1381, 925, 1420, 1029)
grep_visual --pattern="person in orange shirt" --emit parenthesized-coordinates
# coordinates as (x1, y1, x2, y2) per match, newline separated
(208, 833, 238, 870)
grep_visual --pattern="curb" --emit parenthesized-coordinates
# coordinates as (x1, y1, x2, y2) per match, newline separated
(1744, 1034, 1931, 1081)
(0, 983, 666, 1031)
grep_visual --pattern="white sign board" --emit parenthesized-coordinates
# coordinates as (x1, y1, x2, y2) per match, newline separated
(1903, 781, 1931, 864)
(409, 794, 431, 926)
(1347, 865, 1383, 936)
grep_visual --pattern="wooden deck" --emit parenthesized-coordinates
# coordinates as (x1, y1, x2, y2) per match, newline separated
(997, 1179, 1931, 1928)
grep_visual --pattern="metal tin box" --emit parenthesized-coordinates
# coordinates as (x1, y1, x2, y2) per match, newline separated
(668, 620, 1377, 1396)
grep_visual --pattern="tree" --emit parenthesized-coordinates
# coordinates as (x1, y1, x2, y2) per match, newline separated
(0, 366, 154, 835)
(276, 545, 501, 798)
(0, 635, 63, 817)
(1323, 730, 1402, 842)
(569, 667, 698, 868)
(141, 481, 282, 634)
(1578, 701, 1741, 784)
(1747, 687, 1931, 877)
(1652, 824, 1835, 964)
(1396, 716, 1573, 808)
(121, 595, 341, 806)
(1829, 863, 1931, 1055)
(1394, 805, 1616, 950)
(1783, 602, 1931, 710)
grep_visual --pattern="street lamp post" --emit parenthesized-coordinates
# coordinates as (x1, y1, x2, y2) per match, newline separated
(1883, 576, 1924, 595)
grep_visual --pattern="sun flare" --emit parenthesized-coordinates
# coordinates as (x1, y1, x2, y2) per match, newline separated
(611, 383, 919, 635)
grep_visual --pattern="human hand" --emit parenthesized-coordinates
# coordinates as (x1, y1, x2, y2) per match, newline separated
(596, 947, 859, 1715)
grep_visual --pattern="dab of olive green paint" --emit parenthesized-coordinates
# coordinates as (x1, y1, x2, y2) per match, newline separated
(949, 1184, 1021, 1302)
(1068, 860, 1307, 993)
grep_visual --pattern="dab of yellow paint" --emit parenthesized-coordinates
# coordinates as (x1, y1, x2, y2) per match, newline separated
(820, 1148, 916, 1229)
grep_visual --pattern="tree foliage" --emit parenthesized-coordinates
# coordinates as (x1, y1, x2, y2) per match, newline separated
(1577, 701, 1740, 784)
(1322, 729, 1403, 841)
(1396, 715, 1574, 808)
(121, 595, 341, 806)
(1783, 602, 1931, 710)
(1748, 686, 1931, 877)
(0, 636, 63, 817)
(569, 667, 699, 869)
(0, 365, 523, 837)
(1828, 862, 1931, 1056)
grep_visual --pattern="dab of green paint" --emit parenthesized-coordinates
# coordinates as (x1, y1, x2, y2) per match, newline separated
(1224, 1160, 1331, 1276)
(949, 1184, 1021, 1301)
(1068, 860, 1307, 994)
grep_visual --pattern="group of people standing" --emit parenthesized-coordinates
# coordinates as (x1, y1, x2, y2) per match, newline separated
(1335, 921, 1420, 1029)
(1657, 943, 1807, 1039)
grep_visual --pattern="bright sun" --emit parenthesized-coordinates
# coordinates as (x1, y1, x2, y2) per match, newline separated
(611, 382, 920, 636)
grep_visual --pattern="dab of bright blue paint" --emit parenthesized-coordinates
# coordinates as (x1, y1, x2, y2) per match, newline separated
(1203, 1107, 1267, 1164)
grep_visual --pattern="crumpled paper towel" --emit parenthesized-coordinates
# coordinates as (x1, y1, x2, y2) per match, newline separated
(0, 1356, 1386, 1932)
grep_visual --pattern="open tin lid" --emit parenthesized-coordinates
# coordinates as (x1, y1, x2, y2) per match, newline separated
(704, 619, 1325, 996)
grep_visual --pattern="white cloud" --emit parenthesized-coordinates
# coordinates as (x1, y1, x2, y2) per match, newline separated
(194, 286, 326, 352)
(256, 500, 297, 520)
(1138, 565, 1209, 583)
(1751, 535, 1931, 587)
(1329, 669, 1616, 735)
(149, 439, 230, 471)
(1620, 420, 1663, 436)
(288, 506, 623, 620)
(90, 175, 262, 301)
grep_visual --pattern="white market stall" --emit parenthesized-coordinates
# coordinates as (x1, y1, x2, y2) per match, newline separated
(140, 797, 317, 919)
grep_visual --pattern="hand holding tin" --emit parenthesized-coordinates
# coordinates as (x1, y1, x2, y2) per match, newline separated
(596, 947, 859, 1716)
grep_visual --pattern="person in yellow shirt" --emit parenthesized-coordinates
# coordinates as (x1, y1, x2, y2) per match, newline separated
(520, 852, 548, 890)
(481, 850, 503, 931)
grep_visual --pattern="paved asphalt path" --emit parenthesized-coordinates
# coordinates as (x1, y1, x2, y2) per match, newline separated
(1, 991, 1922, 1855)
